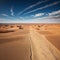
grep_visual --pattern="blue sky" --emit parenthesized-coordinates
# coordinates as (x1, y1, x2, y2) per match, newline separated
(0, 0, 60, 23)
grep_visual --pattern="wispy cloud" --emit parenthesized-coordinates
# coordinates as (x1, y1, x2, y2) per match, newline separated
(10, 7, 14, 16)
(1, 14, 9, 17)
(1, 13, 15, 19)
(19, 17, 25, 20)
(32, 15, 60, 23)
(24, 1, 60, 15)
(32, 13, 44, 17)
(36, 10, 60, 19)
(18, 0, 49, 15)
(1, 7, 14, 17)
(49, 10, 60, 16)
(47, 10, 60, 20)
(0, 14, 60, 23)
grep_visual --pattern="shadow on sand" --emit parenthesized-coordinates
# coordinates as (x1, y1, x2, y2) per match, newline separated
(0, 36, 25, 44)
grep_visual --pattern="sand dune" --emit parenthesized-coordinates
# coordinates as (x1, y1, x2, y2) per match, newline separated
(0, 24, 60, 60)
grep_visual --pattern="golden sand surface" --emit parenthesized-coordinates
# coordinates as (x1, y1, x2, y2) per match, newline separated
(32, 24, 60, 50)
(30, 27, 60, 60)
(0, 25, 31, 60)
(0, 24, 60, 60)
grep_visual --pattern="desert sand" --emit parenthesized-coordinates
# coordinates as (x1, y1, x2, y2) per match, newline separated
(0, 24, 60, 60)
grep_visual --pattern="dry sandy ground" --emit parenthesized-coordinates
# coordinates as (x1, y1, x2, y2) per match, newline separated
(0, 25, 31, 60)
(32, 24, 60, 50)
(30, 26, 60, 60)
(0, 24, 60, 60)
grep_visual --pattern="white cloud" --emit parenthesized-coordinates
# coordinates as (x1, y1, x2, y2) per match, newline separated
(10, 7, 14, 16)
(33, 16, 60, 23)
(34, 13, 44, 17)
(31, 13, 44, 17)
(24, 1, 60, 14)
(1, 13, 15, 19)
(49, 10, 60, 16)
(0, 10, 60, 23)
(0, 15, 60, 23)
(18, 0, 48, 15)
(1, 14, 9, 17)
